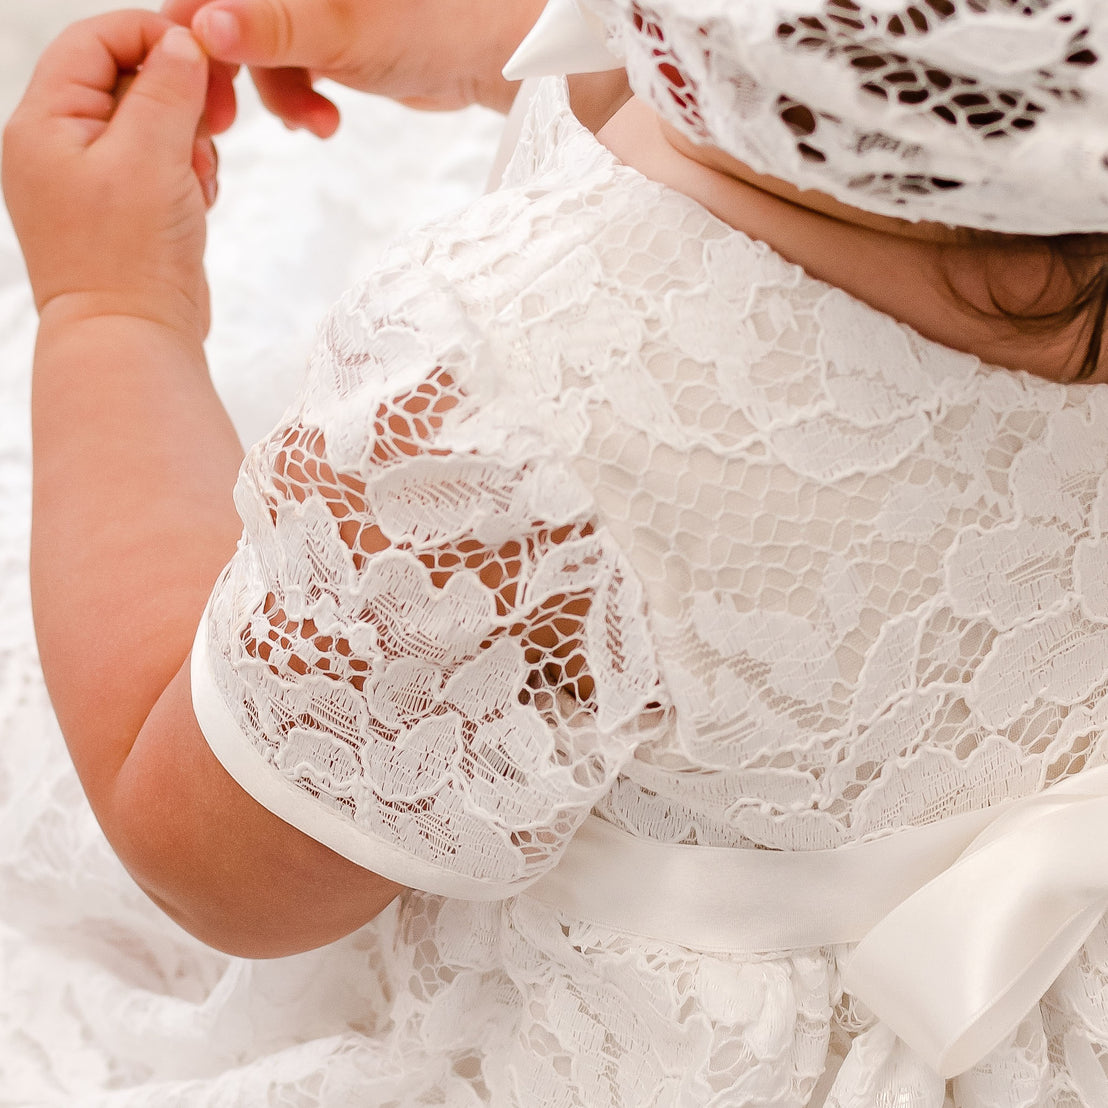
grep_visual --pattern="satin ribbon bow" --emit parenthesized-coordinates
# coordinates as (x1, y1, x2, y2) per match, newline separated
(844, 764, 1108, 1078)
(502, 0, 622, 80)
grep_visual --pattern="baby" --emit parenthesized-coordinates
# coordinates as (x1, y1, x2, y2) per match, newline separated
(8, 1, 1108, 1103)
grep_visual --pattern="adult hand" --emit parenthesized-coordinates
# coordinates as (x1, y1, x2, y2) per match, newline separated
(161, 0, 546, 138)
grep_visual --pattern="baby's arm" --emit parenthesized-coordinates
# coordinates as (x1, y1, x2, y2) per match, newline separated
(161, 0, 547, 137)
(4, 12, 400, 954)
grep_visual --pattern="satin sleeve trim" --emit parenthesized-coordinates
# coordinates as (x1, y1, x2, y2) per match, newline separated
(189, 601, 533, 902)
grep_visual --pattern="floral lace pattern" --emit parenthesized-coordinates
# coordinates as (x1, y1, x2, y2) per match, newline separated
(199, 267, 666, 892)
(185, 78, 1108, 1104)
(584, 0, 1108, 232)
(4, 51, 1108, 1100)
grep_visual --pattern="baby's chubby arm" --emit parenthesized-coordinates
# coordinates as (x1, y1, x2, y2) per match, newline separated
(162, 0, 547, 137)
(4, 11, 401, 956)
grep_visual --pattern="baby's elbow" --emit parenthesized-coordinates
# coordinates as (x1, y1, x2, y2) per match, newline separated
(136, 883, 285, 960)
(101, 680, 406, 959)
(128, 860, 402, 960)
(139, 881, 391, 959)
(102, 791, 403, 960)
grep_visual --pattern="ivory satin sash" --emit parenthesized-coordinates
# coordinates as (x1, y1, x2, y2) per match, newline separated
(523, 765, 1108, 1079)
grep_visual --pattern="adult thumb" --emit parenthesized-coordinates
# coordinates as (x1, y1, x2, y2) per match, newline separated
(112, 27, 209, 159)
(191, 0, 317, 67)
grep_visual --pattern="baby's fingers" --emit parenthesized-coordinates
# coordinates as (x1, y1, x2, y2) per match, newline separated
(23, 11, 175, 119)
(163, 0, 239, 133)
(110, 28, 209, 164)
(192, 131, 219, 207)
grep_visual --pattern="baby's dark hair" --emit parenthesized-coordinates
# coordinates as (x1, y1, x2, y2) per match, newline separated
(944, 232, 1108, 381)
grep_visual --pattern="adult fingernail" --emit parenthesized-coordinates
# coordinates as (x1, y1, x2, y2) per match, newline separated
(195, 8, 239, 54)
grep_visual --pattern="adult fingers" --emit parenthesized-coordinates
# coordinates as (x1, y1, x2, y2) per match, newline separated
(190, 0, 351, 69)
(161, 0, 207, 25)
(168, 0, 338, 135)
(200, 54, 240, 135)
(251, 66, 340, 136)
(163, 0, 240, 133)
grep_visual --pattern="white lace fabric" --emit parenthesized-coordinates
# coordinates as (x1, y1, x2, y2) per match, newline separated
(580, 0, 1108, 233)
(193, 270, 666, 895)
(184, 78, 1108, 1104)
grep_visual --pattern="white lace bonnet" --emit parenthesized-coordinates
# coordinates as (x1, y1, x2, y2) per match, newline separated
(505, 0, 1108, 235)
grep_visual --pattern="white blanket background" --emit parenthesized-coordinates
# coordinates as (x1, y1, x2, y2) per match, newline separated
(0, 4, 502, 1101)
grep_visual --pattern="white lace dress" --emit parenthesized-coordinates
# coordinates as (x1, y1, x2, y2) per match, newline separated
(189, 76, 1108, 1106)
(7, 74, 1108, 1105)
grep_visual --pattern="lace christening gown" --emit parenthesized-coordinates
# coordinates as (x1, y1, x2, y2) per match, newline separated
(8, 74, 1108, 1104)
(186, 78, 1108, 1106)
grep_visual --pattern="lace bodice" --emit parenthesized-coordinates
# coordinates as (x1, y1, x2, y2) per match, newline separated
(183, 78, 1108, 1105)
(198, 77, 1108, 875)
(121, 71, 1108, 1108)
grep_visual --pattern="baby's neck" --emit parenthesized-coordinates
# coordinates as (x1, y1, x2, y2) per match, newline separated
(580, 91, 1093, 384)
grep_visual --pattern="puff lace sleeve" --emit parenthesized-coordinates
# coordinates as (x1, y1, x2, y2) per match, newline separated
(190, 259, 665, 900)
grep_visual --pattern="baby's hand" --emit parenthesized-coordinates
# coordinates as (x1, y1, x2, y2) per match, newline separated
(161, 0, 545, 137)
(3, 12, 216, 340)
